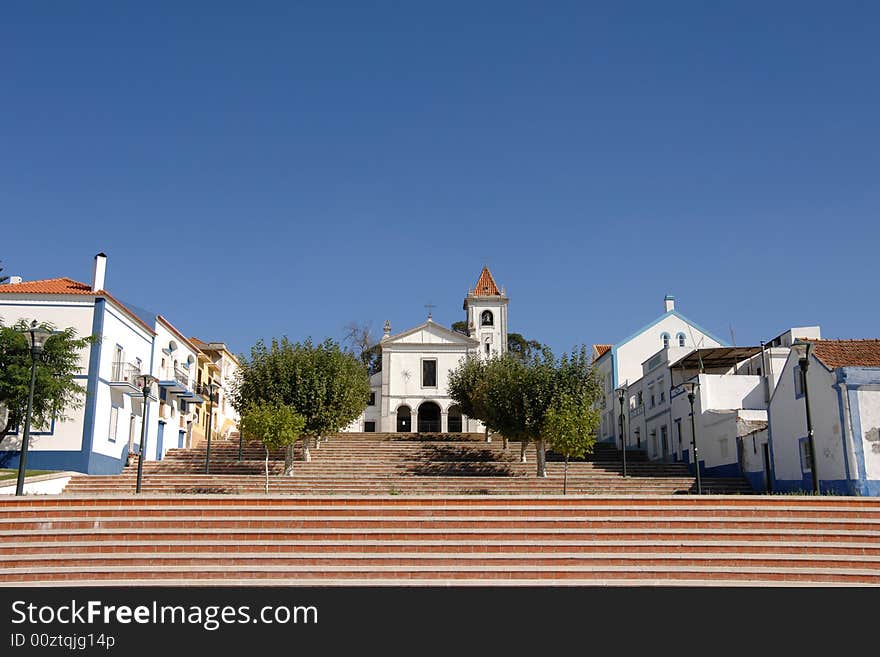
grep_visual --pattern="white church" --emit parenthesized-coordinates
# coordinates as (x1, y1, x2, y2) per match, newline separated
(346, 267, 508, 434)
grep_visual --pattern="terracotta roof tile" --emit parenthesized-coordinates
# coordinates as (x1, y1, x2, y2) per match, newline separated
(593, 344, 612, 358)
(0, 277, 94, 295)
(472, 267, 501, 296)
(0, 276, 156, 335)
(808, 339, 880, 368)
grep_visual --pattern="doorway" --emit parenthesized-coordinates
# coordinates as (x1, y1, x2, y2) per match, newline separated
(418, 402, 442, 433)
(396, 405, 411, 432)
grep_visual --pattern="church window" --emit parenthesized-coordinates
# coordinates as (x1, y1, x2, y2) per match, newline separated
(422, 359, 437, 388)
(368, 392, 376, 406)
(677, 333, 686, 347)
(485, 343, 490, 356)
(364, 421, 376, 433)
(481, 310, 494, 327)
(661, 333, 670, 349)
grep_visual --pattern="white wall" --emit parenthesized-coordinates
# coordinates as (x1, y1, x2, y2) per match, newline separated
(769, 352, 850, 486)
(855, 388, 880, 480)
(0, 296, 94, 455)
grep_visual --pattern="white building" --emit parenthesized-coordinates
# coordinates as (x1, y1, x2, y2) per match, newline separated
(0, 253, 232, 475)
(347, 267, 508, 433)
(0, 254, 160, 473)
(619, 326, 820, 492)
(768, 337, 880, 496)
(592, 295, 726, 446)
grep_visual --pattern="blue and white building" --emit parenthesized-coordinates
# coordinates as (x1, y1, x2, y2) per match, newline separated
(592, 295, 726, 446)
(0, 253, 204, 475)
(768, 338, 880, 496)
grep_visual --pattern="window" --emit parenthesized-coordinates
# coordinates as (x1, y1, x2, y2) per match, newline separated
(485, 342, 491, 357)
(364, 421, 376, 432)
(675, 419, 682, 450)
(481, 310, 494, 327)
(368, 392, 376, 406)
(422, 359, 437, 388)
(661, 333, 670, 349)
(799, 438, 812, 471)
(649, 385, 655, 408)
(108, 406, 119, 442)
(794, 366, 805, 398)
(660, 389, 666, 403)
(637, 391, 643, 406)
(678, 333, 686, 347)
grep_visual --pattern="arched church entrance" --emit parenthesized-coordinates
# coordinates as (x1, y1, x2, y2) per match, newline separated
(447, 405, 463, 433)
(417, 402, 441, 433)
(396, 405, 412, 432)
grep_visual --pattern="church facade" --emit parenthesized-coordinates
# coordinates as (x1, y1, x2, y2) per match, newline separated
(346, 267, 508, 434)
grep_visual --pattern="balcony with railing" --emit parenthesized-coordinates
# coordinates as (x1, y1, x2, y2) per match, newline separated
(109, 361, 142, 394)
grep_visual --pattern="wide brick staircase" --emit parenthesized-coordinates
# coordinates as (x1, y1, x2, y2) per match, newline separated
(62, 432, 752, 495)
(1, 495, 879, 585)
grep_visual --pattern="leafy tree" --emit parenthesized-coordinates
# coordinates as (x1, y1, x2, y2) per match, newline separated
(451, 320, 468, 335)
(543, 391, 601, 493)
(232, 337, 370, 473)
(343, 321, 382, 375)
(0, 320, 95, 452)
(507, 332, 545, 363)
(448, 346, 601, 477)
(239, 402, 305, 493)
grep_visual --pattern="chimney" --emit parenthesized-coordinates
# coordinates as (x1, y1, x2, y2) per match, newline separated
(7, 276, 22, 285)
(664, 295, 675, 313)
(92, 252, 107, 291)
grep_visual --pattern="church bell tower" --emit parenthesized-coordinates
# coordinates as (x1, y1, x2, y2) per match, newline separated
(463, 267, 509, 359)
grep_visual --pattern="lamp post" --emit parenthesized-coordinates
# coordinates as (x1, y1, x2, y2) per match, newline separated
(791, 340, 820, 494)
(683, 380, 702, 495)
(615, 385, 628, 478)
(15, 321, 53, 496)
(135, 374, 158, 494)
(200, 381, 220, 474)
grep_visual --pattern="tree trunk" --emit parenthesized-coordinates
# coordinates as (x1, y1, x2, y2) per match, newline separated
(520, 440, 527, 463)
(503, 436, 508, 450)
(284, 443, 295, 476)
(484, 427, 491, 443)
(535, 439, 547, 478)
(302, 436, 312, 463)
(264, 445, 270, 495)
(564, 455, 569, 495)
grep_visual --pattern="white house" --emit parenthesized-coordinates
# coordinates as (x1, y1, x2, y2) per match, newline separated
(617, 326, 821, 492)
(0, 254, 159, 474)
(768, 338, 880, 496)
(592, 295, 726, 446)
(347, 267, 508, 433)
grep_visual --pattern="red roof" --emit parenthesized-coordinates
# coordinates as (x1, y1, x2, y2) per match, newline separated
(0, 277, 156, 335)
(472, 267, 501, 296)
(0, 277, 94, 295)
(808, 339, 880, 368)
(593, 344, 612, 358)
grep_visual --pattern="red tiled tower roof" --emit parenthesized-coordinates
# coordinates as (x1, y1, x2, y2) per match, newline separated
(472, 267, 501, 296)
(593, 344, 612, 358)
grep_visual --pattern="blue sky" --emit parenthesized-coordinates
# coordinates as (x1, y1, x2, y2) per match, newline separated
(2, 2, 878, 357)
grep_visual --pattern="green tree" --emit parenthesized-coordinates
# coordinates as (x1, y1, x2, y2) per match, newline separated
(506, 332, 545, 363)
(0, 320, 95, 448)
(543, 391, 601, 493)
(232, 337, 370, 474)
(448, 346, 601, 477)
(239, 402, 305, 493)
(451, 320, 468, 335)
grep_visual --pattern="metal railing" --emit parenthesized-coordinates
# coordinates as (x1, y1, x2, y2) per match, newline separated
(173, 366, 190, 388)
(111, 361, 142, 386)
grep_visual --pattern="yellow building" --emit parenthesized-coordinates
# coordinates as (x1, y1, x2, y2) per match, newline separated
(189, 338, 241, 446)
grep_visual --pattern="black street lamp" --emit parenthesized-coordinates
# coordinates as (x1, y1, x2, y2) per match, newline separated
(791, 339, 820, 494)
(615, 385, 628, 478)
(135, 374, 158, 494)
(200, 381, 220, 474)
(15, 321, 53, 496)
(682, 380, 702, 495)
